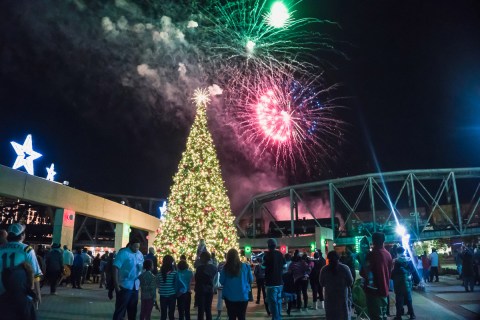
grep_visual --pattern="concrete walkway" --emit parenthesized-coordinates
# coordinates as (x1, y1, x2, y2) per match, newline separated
(37, 275, 479, 320)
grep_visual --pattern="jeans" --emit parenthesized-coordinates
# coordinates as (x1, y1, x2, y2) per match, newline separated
(295, 279, 308, 309)
(71, 266, 82, 288)
(177, 292, 191, 320)
(310, 278, 323, 302)
(395, 291, 414, 318)
(197, 292, 213, 320)
(422, 269, 430, 282)
(112, 288, 139, 320)
(140, 298, 154, 320)
(430, 267, 439, 282)
(463, 276, 475, 292)
(224, 299, 248, 320)
(47, 270, 61, 293)
(160, 295, 176, 320)
(266, 286, 283, 320)
(256, 278, 266, 303)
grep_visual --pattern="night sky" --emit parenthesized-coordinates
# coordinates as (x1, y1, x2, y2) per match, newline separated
(1, 0, 480, 215)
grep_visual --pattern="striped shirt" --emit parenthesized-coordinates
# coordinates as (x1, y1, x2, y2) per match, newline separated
(157, 270, 177, 297)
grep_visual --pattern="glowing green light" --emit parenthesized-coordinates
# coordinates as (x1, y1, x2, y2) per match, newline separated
(245, 245, 252, 254)
(310, 242, 316, 252)
(267, 2, 290, 28)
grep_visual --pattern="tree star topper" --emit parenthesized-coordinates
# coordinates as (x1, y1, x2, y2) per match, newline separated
(10, 134, 42, 175)
(192, 88, 211, 106)
(46, 163, 57, 181)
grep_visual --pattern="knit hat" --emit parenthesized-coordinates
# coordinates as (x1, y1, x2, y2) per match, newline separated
(267, 238, 277, 248)
(8, 223, 26, 236)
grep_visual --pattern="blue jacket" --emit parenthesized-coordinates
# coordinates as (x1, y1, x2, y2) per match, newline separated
(220, 263, 253, 302)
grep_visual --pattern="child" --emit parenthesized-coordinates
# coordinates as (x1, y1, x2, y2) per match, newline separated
(176, 259, 193, 320)
(139, 259, 157, 320)
(282, 270, 297, 316)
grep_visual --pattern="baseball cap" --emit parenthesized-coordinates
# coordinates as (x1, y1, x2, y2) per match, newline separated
(8, 223, 26, 236)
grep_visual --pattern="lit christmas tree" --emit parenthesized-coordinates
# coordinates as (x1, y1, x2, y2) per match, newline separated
(153, 88, 239, 265)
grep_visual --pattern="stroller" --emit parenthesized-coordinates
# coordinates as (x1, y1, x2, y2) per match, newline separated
(352, 278, 369, 319)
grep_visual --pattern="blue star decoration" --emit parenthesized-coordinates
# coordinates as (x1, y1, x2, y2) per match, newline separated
(10, 134, 42, 175)
(46, 163, 56, 181)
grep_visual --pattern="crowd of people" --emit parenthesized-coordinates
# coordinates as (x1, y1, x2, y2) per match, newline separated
(1, 224, 480, 320)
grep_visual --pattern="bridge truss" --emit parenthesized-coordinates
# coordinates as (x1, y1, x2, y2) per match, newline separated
(236, 168, 480, 244)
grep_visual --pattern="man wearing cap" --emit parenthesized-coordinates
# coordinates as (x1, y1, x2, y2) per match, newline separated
(262, 238, 286, 320)
(0, 223, 42, 303)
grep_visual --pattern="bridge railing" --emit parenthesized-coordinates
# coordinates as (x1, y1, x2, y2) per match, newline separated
(236, 168, 480, 241)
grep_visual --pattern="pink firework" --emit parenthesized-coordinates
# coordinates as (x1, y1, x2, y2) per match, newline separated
(235, 72, 343, 172)
(256, 90, 292, 142)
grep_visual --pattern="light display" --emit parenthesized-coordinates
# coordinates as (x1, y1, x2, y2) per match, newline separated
(46, 163, 57, 181)
(266, 1, 290, 28)
(153, 89, 239, 266)
(10, 134, 42, 175)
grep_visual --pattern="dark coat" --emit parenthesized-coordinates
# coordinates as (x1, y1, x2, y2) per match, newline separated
(391, 255, 414, 295)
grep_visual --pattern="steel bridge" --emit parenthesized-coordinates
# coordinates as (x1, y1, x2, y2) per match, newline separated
(236, 168, 480, 245)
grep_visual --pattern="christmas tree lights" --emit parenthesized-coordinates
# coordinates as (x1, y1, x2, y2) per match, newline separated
(153, 88, 239, 266)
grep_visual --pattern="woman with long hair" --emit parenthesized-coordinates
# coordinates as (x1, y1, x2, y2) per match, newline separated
(319, 251, 353, 320)
(157, 255, 177, 320)
(220, 248, 253, 320)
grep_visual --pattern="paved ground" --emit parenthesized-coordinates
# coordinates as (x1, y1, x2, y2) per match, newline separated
(37, 275, 479, 319)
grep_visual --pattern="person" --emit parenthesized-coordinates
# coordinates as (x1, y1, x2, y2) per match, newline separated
(195, 251, 217, 320)
(99, 253, 108, 288)
(461, 245, 475, 292)
(0, 228, 7, 245)
(45, 243, 63, 295)
(92, 253, 101, 283)
(262, 238, 286, 320)
(145, 247, 158, 275)
(454, 248, 463, 279)
(288, 252, 310, 310)
(220, 248, 253, 320)
(0, 223, 43, 310)
(340, 246, 356, 282)
(196, 239, 207, 260)
(415, 255, 423, 284)
(320, 251, 353, 320)
(429, 248, 439, 282)
(284, 253, 292, 272)
(112, 237, 144, 320)
(391, 247, 416, 320)
(71, 247, 84, 289)
(59, 245, 74, 286)
(421, 252, 430, 283)
(254, 256, 266, 306)
(215, 257, 226, 320)
(139, 259, 157, 320)
(282, 270, 297, 316)
(105, 252, 116, 299)
(360, 232, 393, 320)
(474, 245, 480, 286)
(310, 251, 326, 309)
(0, 261, 38, 320)
(81, 248, 92, 284)
(157, 255, 177, 320)
(176, 259, 193, 320)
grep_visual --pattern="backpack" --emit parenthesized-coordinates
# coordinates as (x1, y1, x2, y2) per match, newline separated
(254, 264, 265, 280)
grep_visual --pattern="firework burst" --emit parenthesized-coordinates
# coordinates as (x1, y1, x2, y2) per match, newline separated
(199, 0, 338, 88)
(234, 71, 344, 172)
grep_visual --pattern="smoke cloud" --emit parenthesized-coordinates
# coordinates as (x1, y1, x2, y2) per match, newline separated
(0, 0, 331, 217)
